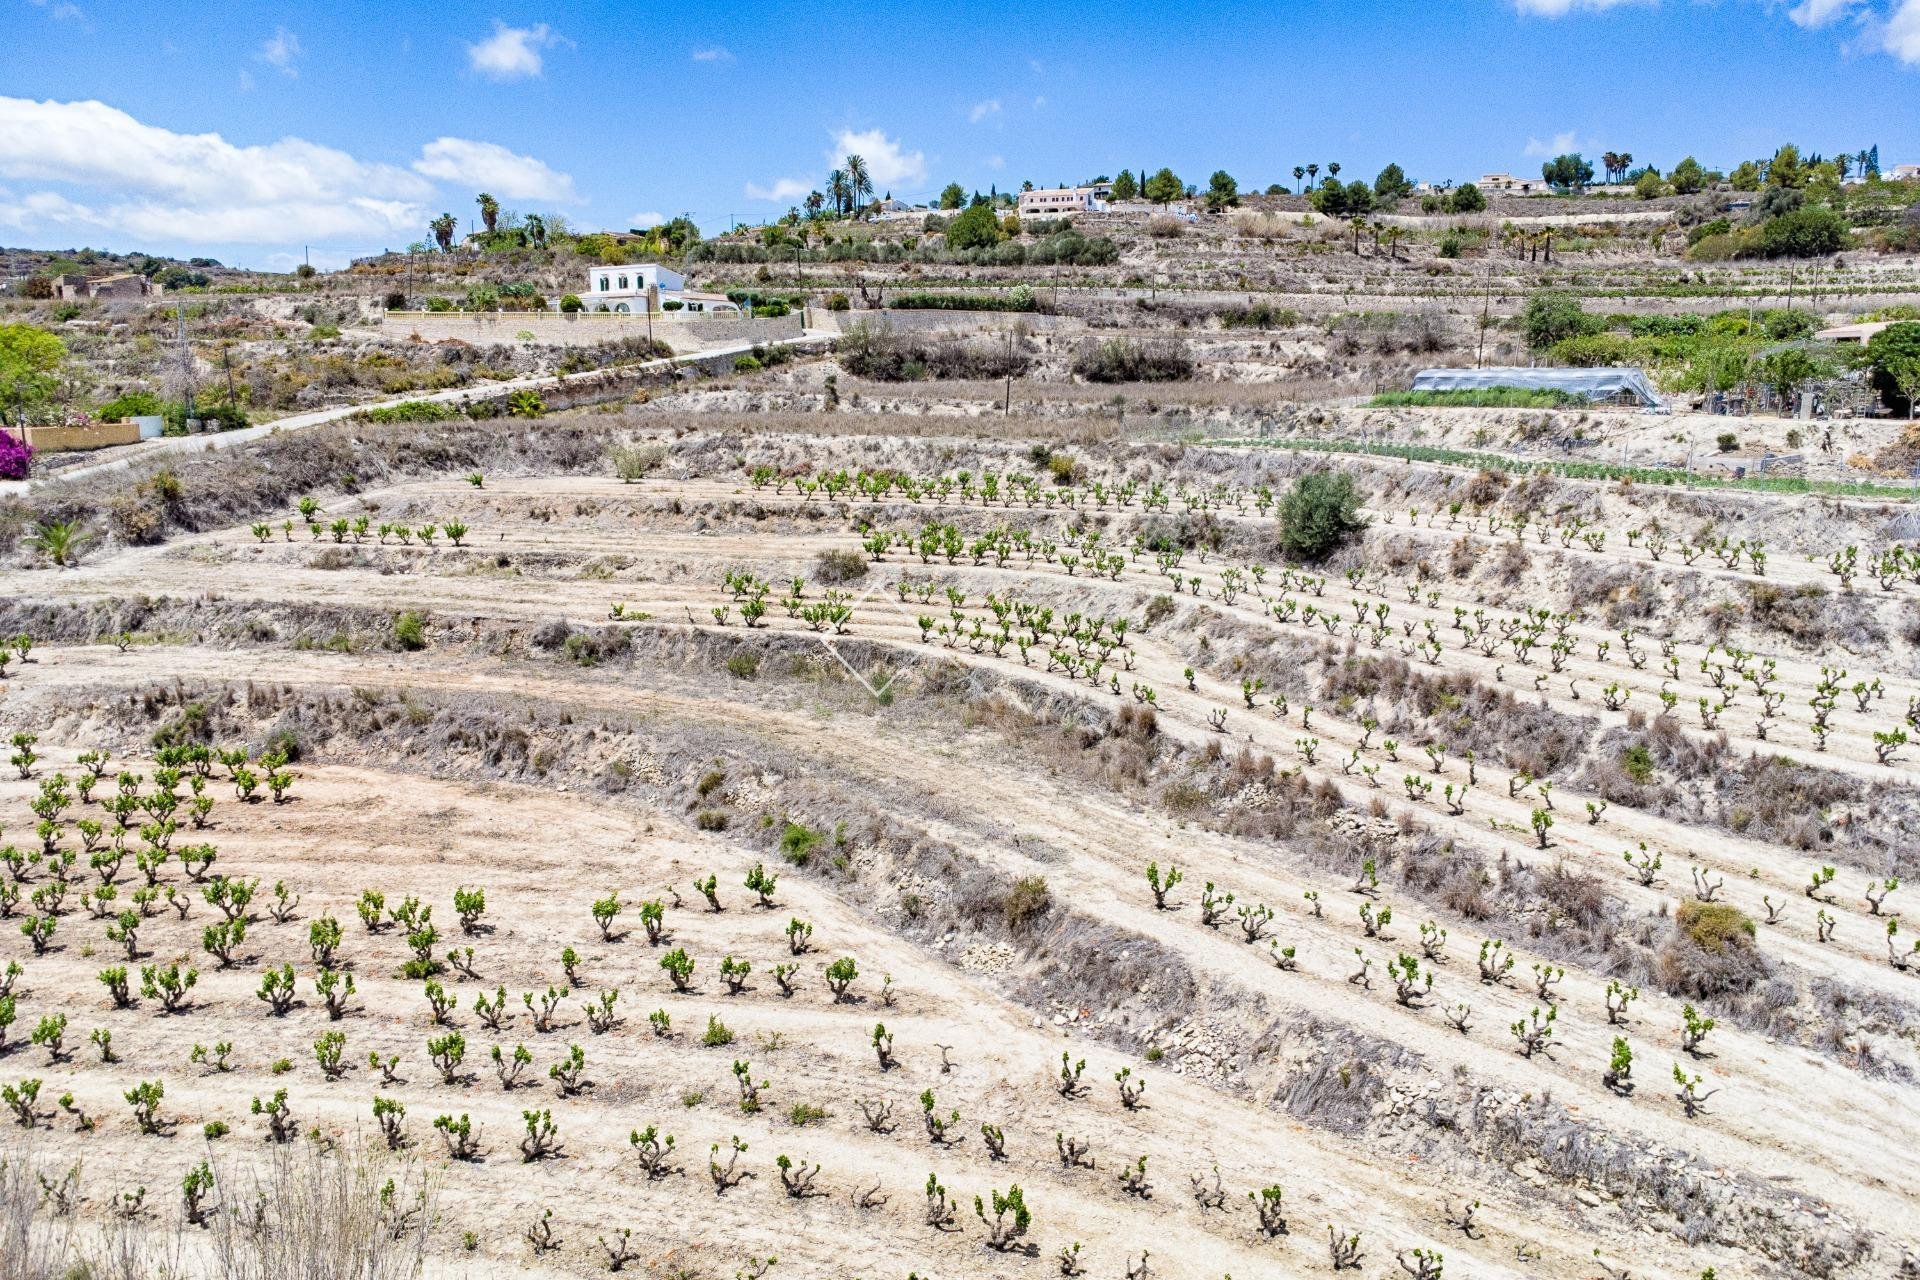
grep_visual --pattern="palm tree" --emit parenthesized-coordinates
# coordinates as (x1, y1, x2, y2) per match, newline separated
(1618, 153, 1632, 183)
(1348, 214, 1367, 255)
(429, 214, 457, 252)
(804, 190, 825, 217)
(28, 520, 86, 567)
(1292, 165, 1305, 194)
(524, 213, 546, 248)
(1602, 151, 1621, 184)
(1306, 163, 1319, 188)
(1381, 225, 1406, 260)
(827, 170, 850, 216)
(1327, 162, 1341, 180)
(475, 193, 500, 235)
(845, 154, 873, 213)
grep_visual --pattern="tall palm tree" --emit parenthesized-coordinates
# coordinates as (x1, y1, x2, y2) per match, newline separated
(1618, 153, 1632, 182)
(429, 214, 457, 252)
(804, 190, 825, 217)
(1327, 162, 1341, 180)
(1602, 151, 1620, 184)
(1292, 165, 1305, 194)
(1306, 163, 1319, 188)
(475, 193, 500, 235)
(1349, 214, 1366, 255)
(524, 213, 546, 248)
(1382, 225, 1406, 260)
(845, 154, 873, 212)
(827, 170, 850, 216)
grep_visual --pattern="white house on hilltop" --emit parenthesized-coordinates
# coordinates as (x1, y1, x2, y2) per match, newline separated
(581, 263, 739, 314)
(1017, 186, 1108, 217)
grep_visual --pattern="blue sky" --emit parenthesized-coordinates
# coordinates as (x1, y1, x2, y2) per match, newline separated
(3, 0, 1916, 269)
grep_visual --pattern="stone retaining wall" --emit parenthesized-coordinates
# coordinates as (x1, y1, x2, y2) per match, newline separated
(22, 421, 142, 453)
(380, 310, 804, 354)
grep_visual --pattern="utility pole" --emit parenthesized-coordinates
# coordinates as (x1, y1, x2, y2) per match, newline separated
(1004, 326, 1013, 416)
(178, 303, 195, 431)
(1477, 265, 1493, 369)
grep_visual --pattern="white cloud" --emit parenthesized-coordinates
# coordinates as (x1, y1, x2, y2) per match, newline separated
(466, 22, 560, 80)
(1510, 0, 1645, 13)
(830, 128, 926, 188)
(26, 0, 85, 20)
(237, 69, 255, 92)
(984, 154, 1005, 170)
(691, 46, 733, 62)
(745, 177, 811, 202)
(0, 187, 423, 247)
(1514, 0, 1914, 67)
(1523, 130, 1581, 158)
(411, 137, 579, 202)
(1787, 0, 1868, 25)
(1883, 0, 1920, 60)
(0, 95, 431, 246)
(628, 211, 664, 228)
(259, 27, 301, 76)
(968, 98, 1001, 123)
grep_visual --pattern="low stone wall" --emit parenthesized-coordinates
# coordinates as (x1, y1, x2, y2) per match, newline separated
(380, 310, 803, 354)
(23, 421, 142, 453)
(819, 309, 1074, 337)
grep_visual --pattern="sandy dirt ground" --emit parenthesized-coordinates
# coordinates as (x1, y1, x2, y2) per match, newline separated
(1, 441, 1917, 1280)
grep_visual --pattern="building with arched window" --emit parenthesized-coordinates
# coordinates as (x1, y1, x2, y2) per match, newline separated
(582, 264, 739, 315)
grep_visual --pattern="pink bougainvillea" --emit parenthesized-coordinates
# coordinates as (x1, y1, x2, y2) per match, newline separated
(0, 431, 31, 481)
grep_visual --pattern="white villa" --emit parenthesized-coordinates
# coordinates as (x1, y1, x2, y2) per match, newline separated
(1017, 186, 1108, 217)
(581, 264, 739, 315)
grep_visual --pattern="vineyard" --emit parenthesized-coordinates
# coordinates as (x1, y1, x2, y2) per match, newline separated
(1, 421, 1917, 1279)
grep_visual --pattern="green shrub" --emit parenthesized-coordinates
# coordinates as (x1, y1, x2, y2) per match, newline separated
(392, 612, 428, 651)
(733, 355, 762, 373)
(610, 443, 665, 481)
(366, 400, 457, 424)
(96, 392, 163, 421)
(1675, 901, 1755, 953)
(779, 822, 822, 866)
(944, 204, 1004, 250)
(1069, 338, 1193, 383)
(886, 290, 1036, 313)
(1620, 744, 1655, 784)
(1755, 206, 1848, 258)
(1276, 471, 1368, 561)
(1218, 302, 1301, 329)
(1521, 292, 1603, 352)
(1003, 876, 1051, 930)
(812, 548, 867, 584)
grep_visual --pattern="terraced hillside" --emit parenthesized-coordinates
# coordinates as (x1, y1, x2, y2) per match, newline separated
(0, 419, 1916, 1279)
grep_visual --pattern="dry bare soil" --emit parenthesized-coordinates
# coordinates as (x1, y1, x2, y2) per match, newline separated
(2, 419, 1918, 1280)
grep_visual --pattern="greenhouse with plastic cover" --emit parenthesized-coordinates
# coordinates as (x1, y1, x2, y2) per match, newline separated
(1410, 366, 1661, 406)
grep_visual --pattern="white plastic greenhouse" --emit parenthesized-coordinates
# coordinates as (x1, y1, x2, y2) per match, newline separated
(1410, 367, 1661, 406)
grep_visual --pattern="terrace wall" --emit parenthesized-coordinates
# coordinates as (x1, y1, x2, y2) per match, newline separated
(380, 310, 804, 353)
